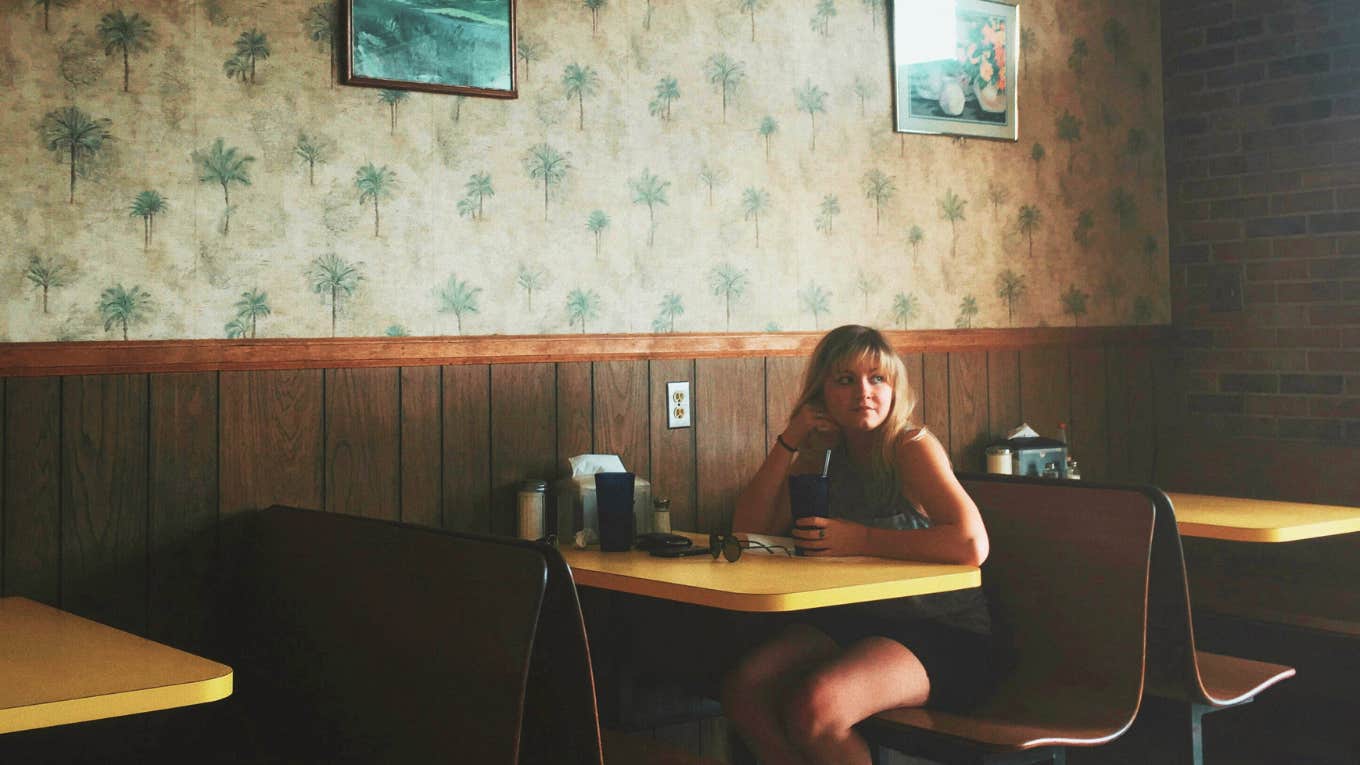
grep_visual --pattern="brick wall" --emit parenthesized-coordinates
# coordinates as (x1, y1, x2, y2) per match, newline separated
(1162, 0, 1359, 446)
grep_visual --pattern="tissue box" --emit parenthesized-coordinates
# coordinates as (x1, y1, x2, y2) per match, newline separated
(993, 436, 1068, 478)
(555, 474, 653, 544)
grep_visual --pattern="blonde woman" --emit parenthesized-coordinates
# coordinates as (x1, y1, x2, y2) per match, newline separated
(723, 325, 992, 765)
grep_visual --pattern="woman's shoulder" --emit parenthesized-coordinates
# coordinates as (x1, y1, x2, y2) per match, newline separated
(891, 426, 951, 470)
(894, 425, 940, 452)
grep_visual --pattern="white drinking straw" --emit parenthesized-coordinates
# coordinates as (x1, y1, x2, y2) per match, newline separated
(822, 449, 832, 478)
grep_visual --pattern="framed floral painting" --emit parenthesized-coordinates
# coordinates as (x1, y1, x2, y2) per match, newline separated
(892, 0, 1018, 140)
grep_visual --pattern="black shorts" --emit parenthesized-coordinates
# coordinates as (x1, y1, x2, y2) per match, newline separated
(804, 605, 996, 712)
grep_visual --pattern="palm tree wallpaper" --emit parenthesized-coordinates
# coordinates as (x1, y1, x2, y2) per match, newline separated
(0, 0, 1167, 342)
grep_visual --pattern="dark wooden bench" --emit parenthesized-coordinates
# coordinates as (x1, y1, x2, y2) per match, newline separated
(861, 476, 1158, 765)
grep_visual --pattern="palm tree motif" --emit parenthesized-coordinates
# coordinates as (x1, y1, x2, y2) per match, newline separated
(852, 75, 877, 116)
(709, 262, 748, 330)
(796, 81, 827, 151)
(452, 96, 467, 122)
(98, 284, 151, 341)
(41, 105, 112, 204)
(566, 288, 600, 333)
(562, 63, 600, 131)
(582, 0, 605, 35)
(516, 35, 544, 81)
(1102, 273, 1127, 317)
(355, 163, 396, 237)
(705, 53, 745, 124)
(224, 317, 248, 339)
(1016, 205, 1041, 258)
(1056, 110, 1082, 173)
(516, 263, 547, 310)
(811, 0, 836, 37)
(295, 133, 329, 186)
(855, 271, 879, 312)
(740, 187, 770, 247)
(642, 0, 656, 29)
(861, 169, 894, 231)
(956, 295, 979, 329)
(892, 292, 919, 329)
(698, 162, 727, 206)
(524, 143, 569, 220)
(799, 283, 832, 329)
(34, 0, 74, 33)
(308, 253, 362, 337)
(463, 172, 495, 220)
(1111, 188, 1137, 254)
(1132, 296, 1153, 324)
(385, 325, 410, 337)
(1068, 37, 1088, 74)
(1103, 18, 1130, 59)
(586, 210, 609, 257)
(1061, 285, 1090, 326)
(378, 89, 409, 135)
(653, 292, 684, 333)
(234, 288, 271, 338)
(129, 190, 167, 250)
(24, 256, 69, 314)
(1074, 209, 1095, 249)
(986, 182, 1010, 219)
(816, 194, 840, 235)
(1142, 235, 1158, 260)
(938, 189, 967, 258)
(1030, 142, 1045, 182)
(757, 116, 778, 160)
(738, 0, 765, 41)
(1125, 128, 1149, 175)
(195, 137, 254, 234)
(908, 225, 925, 261)
(650, 77, 680, 122)
(303, 2, 337, 87)
(996, 269, 1026, 325)
(233, 28, 270, 83)
(1020, 28, 1036, 76)
(1099, 101, 1121, 134)
(630, 169, 670, 247)
(224, 54, 249, 83)
(438, 274, 482, 334)
(97, 9, 154, 93)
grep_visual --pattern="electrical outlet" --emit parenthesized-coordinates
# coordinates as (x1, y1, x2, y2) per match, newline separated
(666, 381, 691, 429)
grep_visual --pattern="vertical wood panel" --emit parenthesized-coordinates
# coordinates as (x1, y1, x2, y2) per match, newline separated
(1018, 346, 1070, 447)
(62, 375, 147, 633)
(148, 372, 217, 652)
(921, 353, 950, 451)
(219, 369, 324, 518)
(490, 363, 555, 538)
(3, 377, 60, 603)
(987, 350, 1021, 442)
(443, 364, 491, 533)
(1124, 346, 1158, 484)
(1150, 344, 1179, 486)
(1069, 347, 1109, 480)
(557, 363, 594, 469)
(1105, 347, 1133, 483)
(948, 352, 989, 473)
(765, 356, 805, 445)
(650, 360, 696, 532)
(400, 366, 442, 527)
(899, 352, 924, 426)
(594, 361, 650, 478)
(695, 358, 764, 533)
(325, 367, 399, 520)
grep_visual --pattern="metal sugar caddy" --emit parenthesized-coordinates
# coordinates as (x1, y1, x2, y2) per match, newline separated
(987, 436, 1069, 478)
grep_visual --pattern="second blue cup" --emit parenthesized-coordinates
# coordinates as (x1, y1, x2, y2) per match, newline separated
(595, 472, 635, 552)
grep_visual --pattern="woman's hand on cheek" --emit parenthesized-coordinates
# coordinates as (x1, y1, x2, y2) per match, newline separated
(786, 404, 840, 449)
(791, 518, 868, 556)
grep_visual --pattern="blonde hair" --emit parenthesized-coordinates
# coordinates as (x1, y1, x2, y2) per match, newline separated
(791, 325, 920, 478)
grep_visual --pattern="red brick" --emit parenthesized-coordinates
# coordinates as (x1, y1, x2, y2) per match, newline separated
(1344, 329, 1360, 348)
(1338, 187, 1360, 208)
(1180, 177, 1243, 201)
(1308, 351, 1360, 372)
(1186, 220, 1246, 241)
(1263, 170, 1302, 193)
(1344, 281, 1360, 301)
(1275, 237, 1338, 259)
(1178, 201, 1212, 221)
(1213, 240, 1273, 260)
(1247, 349, 1309, 371)
(1276, 327, 1341, 347)
(1246, 259, 1309, 281)
(1271, 189, 1336, 214)
(1213, 196, 1272, 218)
(1302, 118, 1360, 144)
(1340, 236, 1360, 255)
(1278, 417, 1343, 441)
(1309, 257, 1360, 278)
(1299, 164, 1360, 190)
(1334, 141, 1360, 163)
(1276, 281, 1342, 302)
(1349, 374, 1360, 396)
(1310, 305, 1360, 324)
(1311, 397, 1360, 418)
(1271, 144, 1335, 170)
(1214, 326, 1277, 347)
(1245, 303, 1312, 327)
(1244, 283, 1277, 303)
(1245, 394, 1311, 416)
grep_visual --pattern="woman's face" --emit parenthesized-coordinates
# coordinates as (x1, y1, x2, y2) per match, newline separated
(820, 355, 894, 433)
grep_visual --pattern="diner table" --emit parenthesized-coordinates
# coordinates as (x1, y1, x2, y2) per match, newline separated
(0, 597, 233, 734)
(1168, 492, 1360, 543)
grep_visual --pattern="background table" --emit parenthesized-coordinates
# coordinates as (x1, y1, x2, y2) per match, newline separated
(1169, 492, 1360, 543)
(0, 597, 233, 734)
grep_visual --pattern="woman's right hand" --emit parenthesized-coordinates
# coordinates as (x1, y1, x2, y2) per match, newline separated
(783, 403, 840, 451)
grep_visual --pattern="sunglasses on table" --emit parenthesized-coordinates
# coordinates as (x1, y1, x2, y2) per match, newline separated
(708, 533, 794, 562)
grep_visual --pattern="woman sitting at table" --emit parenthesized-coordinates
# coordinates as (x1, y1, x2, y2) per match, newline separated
(723, 324, 993, 765)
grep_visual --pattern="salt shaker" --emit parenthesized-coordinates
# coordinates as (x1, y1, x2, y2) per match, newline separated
(517, 479, 547, 540)
(653, 497, 672, 533)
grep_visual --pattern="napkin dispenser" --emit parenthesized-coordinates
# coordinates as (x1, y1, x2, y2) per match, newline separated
(993, 436, 1068, 478)
(555, 454, 652, 543)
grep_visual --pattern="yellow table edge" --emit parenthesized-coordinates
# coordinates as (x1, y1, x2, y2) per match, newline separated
(1169, 492, 1360, 543)
(0, 668, 233, 735)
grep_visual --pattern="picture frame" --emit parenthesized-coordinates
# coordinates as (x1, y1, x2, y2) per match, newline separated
(892, 0, 1018, 141)
(341, 0, 517, 99)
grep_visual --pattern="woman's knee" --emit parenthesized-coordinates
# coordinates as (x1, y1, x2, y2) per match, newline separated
(781, 670, 857, 745)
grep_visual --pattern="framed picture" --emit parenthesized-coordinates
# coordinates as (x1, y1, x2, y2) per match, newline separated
(341, 0, 517, 98)
(892, 0, 1018, 141)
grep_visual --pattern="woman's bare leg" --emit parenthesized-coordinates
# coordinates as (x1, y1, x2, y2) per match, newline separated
(722, 624, 841, 765)
(781, 636, 932, 765)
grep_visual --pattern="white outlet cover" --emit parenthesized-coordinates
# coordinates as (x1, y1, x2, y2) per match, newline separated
(666, 381, 692, 428)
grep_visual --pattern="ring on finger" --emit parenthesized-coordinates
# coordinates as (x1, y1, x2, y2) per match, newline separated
(818, 528, 826, 540)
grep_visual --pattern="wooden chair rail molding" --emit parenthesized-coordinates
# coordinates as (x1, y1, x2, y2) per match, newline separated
(0, 326, 1168, 377)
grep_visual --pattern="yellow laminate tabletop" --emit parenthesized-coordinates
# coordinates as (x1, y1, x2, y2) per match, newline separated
(0, 597, 234, 734)
(1169, 492, 1360, 543)
(560, 533, 980, 612)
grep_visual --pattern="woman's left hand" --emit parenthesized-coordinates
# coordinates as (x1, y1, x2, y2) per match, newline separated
(790, 517, 869, 556)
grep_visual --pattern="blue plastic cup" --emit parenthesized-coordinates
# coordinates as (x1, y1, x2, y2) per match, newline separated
(788, 474, 830, 525)
(595, 472, 636, 552)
